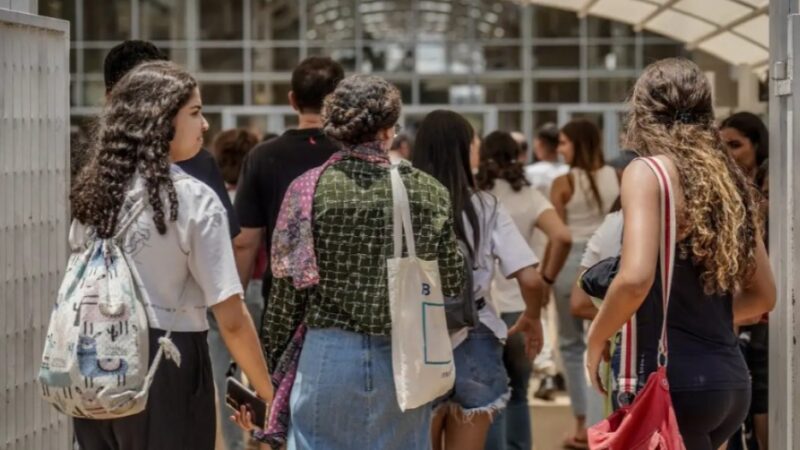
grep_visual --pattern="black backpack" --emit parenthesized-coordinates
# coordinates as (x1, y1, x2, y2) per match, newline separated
(444, 240, 478, 333)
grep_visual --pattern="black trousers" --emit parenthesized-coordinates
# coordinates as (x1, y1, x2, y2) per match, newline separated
(74, 329, 215, 450)
(672, 387, 751, 450)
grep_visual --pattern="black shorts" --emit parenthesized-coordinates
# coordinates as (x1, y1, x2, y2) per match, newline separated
(74, 329, 216, 450)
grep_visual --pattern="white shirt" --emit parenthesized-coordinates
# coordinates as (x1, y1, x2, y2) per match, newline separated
(452, 192, 539, 346)
(580, 211, 623, 268)
(565, 166, 620, 242)
(488, 180, 553, 313)
(69, 167, 243, 332)
(525, 160, 569, 198)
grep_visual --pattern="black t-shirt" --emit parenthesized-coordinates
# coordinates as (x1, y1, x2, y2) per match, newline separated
(235, 128, 339, 296)
(176, 148, 241, 238)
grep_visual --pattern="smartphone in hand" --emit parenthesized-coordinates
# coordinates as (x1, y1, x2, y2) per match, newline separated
(225, 377, 268, 428)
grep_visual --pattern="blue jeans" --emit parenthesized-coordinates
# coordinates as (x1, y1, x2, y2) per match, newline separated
(207, 280, 263, 450)
(288, 327, 432, 450)
(553, 243, 588, 418)
(486, 312, 533, 450)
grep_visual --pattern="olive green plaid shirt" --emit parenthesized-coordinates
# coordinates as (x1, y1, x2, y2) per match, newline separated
(263, 158, 464, 368)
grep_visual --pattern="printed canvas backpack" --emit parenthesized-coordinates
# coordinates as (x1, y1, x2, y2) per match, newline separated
(39, 198, 181, 419)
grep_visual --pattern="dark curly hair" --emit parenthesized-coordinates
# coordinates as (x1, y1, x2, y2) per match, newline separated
(71, 61, 197, 238)
(476, 130, 531, 192)
(322, 74, 402, 147)
(212, 128, 259, 186)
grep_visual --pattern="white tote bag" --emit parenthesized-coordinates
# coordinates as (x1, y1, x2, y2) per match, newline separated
(387, 166, 456, 411)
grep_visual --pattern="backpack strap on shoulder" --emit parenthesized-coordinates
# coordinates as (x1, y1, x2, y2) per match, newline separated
(113, 198, 148, 242)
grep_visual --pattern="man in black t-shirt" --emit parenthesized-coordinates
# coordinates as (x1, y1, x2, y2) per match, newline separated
(234, 56, 344, 303)
(102, 40, 240, 238)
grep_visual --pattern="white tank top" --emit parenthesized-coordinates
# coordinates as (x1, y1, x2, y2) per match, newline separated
(565, 166, 620, 242)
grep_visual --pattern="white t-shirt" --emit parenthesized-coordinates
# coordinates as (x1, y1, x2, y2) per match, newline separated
(69, 166, 244, 332)
(452, 192, 539, 346)
(488, 180, 553, 313)
(525, 160, 569, 198)
(580, 211, 623, 268)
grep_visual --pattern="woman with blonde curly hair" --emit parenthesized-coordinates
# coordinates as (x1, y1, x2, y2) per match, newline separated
(238, 75, 465, 449)
(585, 58, 775, 450)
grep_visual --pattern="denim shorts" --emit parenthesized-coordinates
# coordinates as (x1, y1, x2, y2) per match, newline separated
(435, 323, 511, 415)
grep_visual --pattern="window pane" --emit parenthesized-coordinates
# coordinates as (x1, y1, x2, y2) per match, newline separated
(307, 47, 357, 72)
(234, 115, 269, 138)
(587, 16, 634, 38)
(533, 45, 579, 69)
(199, 0, 243, 40)
(84, 0, 131, 40)
(476, 0, 521, 39)
(587, 78, 635, 103)
(387, 81, 412, 104)
(40, 0, 76, 38)
(253, 47, 300, 72)
(416, 42, 480, 74)
(164, 48, 189, 67)
(84, 48, 110, 74)
(201, 83, 244, 105)
(306, 0, 355, 41)
(199, 49, 244, 72)
(533, 110, 558, 128)
(415, 1, 474, 40)
(587, 44, 635, 70)
(204, 113, 222, 140)
(361, 43, 415, 73)
(420, 79, 459, 104)
(83, 80, 106, 106)
(359, 2, 411, 42)
(533, 7, 579, 38)
(483, 80, 522, 103)
(498, 111, 522, 132)
(70, 80, 80, 107)
(535, 80, 579, 103)
(642, 44, 688, 65)
(481, 46, 521, 71)
(141, 0, 187, 40)
(70, 49, 78, 74)
(252, 0, 300, 40)
(253, 82, 291, 105)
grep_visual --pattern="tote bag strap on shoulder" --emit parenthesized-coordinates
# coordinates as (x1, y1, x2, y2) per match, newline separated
(391, 166, 416, 258)
(617, 156, 677, 404)
(638, 156, 677, 366)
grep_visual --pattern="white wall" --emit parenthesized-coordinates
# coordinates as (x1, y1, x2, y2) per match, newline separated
(0, 8, 71, 450)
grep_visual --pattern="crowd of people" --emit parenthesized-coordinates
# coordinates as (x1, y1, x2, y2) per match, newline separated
(59, 39, 776, 450)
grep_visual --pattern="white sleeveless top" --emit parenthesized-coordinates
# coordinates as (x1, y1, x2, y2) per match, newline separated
(565, 166, 620, 242)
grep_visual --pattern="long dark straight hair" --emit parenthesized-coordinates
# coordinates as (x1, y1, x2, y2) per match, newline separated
(561, 119, 606, 212)
(412, 110, 480, 257)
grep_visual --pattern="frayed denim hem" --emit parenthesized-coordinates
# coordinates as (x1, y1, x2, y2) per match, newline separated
(434, 388, 512, 424)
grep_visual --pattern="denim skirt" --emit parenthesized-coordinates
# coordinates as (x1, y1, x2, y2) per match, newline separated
(288, 327, 432, 450)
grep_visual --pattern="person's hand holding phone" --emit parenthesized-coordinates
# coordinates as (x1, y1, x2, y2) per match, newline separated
(231, 405, 257, 432)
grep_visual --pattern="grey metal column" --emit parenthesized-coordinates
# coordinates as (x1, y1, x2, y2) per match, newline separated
(521, 4, 534, 154)
(768, 1, 798, 449)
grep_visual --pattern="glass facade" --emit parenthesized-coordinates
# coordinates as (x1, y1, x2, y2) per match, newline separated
(41, 0, 737, 153)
